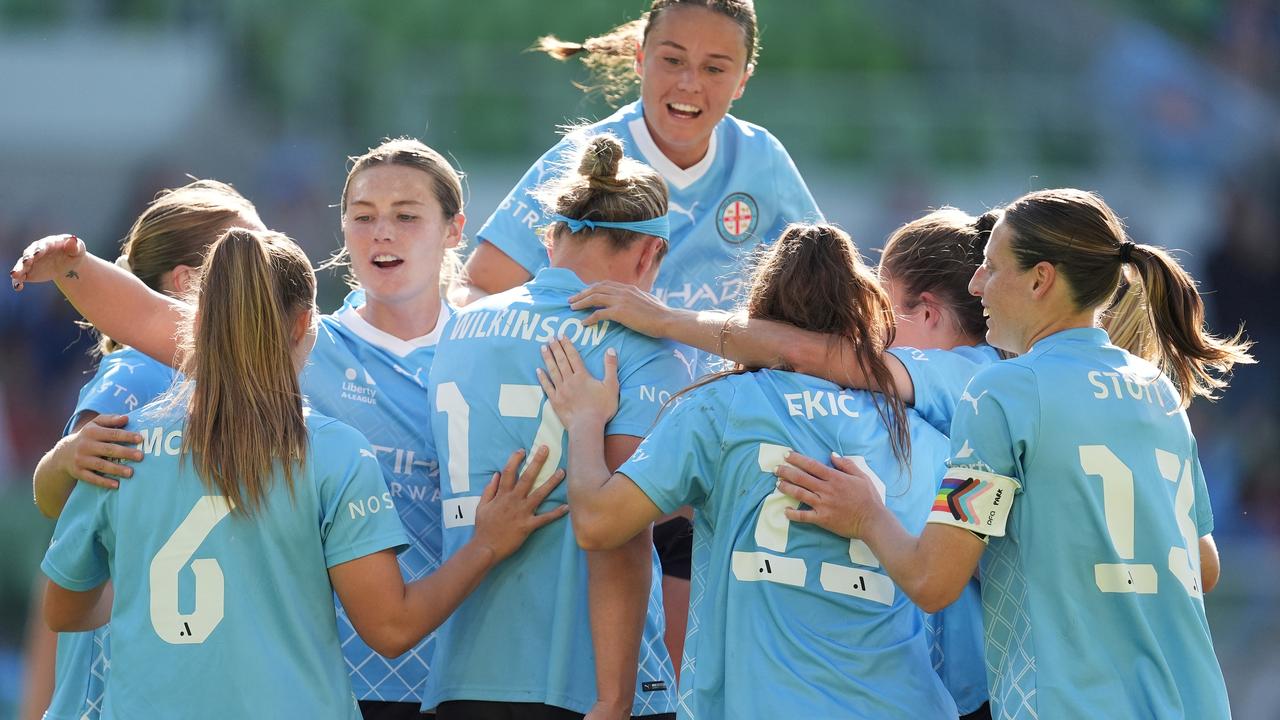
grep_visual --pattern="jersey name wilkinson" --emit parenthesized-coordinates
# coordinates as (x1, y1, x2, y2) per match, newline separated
(449, 309, 611, 347)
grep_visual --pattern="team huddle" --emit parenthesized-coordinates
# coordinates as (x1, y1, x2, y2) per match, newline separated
(11, 1, 1252, 719)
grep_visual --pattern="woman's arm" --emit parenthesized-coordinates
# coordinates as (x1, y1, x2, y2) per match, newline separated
(569, 281, 914, 401)
(454, 241, 532, 306)
(11, 235, 185, 366)
(43, 579, 112, 633)
(330, 447, 567, 657)
(1199, 534, 1220, 593)
(776, 452, 985, 613)
(34, 414, 144, 519)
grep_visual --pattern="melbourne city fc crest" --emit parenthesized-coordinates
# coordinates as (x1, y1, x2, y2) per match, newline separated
(716, 192, 759, 244)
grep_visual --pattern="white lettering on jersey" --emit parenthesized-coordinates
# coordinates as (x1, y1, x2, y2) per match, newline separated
(783, 390, 860, 420)
(1087, 370, 1169, 407)
(638, 385, 674, 405)
(347, 491, 396, 520)
(450, 310, 612, 347)
(137, 426, 183, 456)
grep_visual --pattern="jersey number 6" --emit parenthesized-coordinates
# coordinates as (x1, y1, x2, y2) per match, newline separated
(149, 495, 235, 644)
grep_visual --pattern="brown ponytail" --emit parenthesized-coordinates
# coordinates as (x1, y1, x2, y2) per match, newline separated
(533, 0, 759, 105)
(178, 229, 316, 516)
(1002, 188, 1254, 408)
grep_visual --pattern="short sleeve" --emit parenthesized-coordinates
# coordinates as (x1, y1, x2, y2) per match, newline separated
(42, 484, 112, 592)
(316, 422, 411, 568)
(606, 339, 696, 439)
(764, 133, 823, 243)
(945, 363, 1039, 479)
(65, 354, 175, 435)
(888, 346, 997, 436)
(475, 142, 573, 275)
(617, 383, 731, 515)
(1190, 448, 1214, 536)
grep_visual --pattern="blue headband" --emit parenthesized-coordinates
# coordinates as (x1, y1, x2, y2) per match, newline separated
(548, 213, 670, 241)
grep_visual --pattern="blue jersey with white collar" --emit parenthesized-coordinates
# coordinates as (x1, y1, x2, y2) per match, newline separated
(889, 344, 1000, 714)
(298, 289, 447, 703)
(423, 267, 690, 715)
(479, 101, 822, 314)
(937, 328, 1228, 719)
(46, 348, 175, 720)
(618, 370, 955, 719)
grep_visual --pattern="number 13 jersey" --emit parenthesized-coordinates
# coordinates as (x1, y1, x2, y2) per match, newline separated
(939, 328, 1229, 719)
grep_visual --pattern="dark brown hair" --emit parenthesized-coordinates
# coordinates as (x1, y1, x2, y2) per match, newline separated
(677, 223, 912, 467)
(533, 133, 669, 257)
(1002, 188, 1254, 407)
(177, 229, 316, 516)
(880, 207, 996, 343)
(533, 0, 759, 104)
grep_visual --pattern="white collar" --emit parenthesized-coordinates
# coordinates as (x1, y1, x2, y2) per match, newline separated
(335, 301, 451, 358)
(628, 113, 717, 190)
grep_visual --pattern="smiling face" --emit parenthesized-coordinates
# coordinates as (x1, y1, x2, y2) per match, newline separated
(341, 164, 463, 310)
(635, 5, 752, 169)
(968, 219, 1036, 354)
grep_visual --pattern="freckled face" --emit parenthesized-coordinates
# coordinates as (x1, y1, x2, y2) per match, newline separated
(341, 165, 461, 308)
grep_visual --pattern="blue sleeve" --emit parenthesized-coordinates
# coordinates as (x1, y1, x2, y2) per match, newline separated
(763, 133, 823, 243)
(617, 383, 731, 515)
(945, 363, 1039, 484)
(42, 484, 112, 591)
(889, 347, 985, 436)
(65, 354, 175, 435)
(606, 339, 696, 439)
(316, 422, 411, 568)
(476, 141, 575, 275)
(1191, 447, 1214, 536)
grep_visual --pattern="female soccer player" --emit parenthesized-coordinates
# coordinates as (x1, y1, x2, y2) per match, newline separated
(538, 223, 959, 718)
(461, 0, 822, 664)
(28, 179, 264, 720)
(15, 138, 476, 719)
(424, 135, 687, 720)
(16, 228, 567, 719)
(773, 189, 1251, 718)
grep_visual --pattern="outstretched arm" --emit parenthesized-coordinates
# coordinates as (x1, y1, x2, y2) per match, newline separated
(331, 447, 568, 657)
(569, 281, 913, 401)
(776, 452, 984, 613)
(11, 234, 185, 366)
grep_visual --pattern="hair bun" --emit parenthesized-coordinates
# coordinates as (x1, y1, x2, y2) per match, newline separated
(114, 253, 133, 274)
(579, 135, 627, 190)
(974, 211, 999, 236)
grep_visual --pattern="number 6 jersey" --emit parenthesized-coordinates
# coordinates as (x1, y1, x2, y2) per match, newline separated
(41, 404, 409, 720)
(937, 327, 1230, 719)
(617, 369, 956, 719)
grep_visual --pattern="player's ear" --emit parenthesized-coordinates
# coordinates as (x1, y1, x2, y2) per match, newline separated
(733, 62, 753, 101)
(634, 38, 646, 79)
(1030, 261, 1056, 300)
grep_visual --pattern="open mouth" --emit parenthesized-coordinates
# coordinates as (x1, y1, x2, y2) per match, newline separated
(667, 102, 702, 120)
(371, 254, 403, 270)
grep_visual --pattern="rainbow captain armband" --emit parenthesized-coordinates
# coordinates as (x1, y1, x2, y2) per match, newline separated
(927, 467, 1021, 537)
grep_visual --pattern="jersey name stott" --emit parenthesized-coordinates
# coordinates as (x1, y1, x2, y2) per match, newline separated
(1087, 370, 1171, 407)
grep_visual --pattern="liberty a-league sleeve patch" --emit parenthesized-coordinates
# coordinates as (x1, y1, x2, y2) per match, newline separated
(928, 467, 1021, 538)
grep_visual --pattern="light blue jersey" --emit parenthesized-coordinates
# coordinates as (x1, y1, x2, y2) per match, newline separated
(46, 348, 176, 720)
(423, 268, 690, 715)
(937, 328, 1228, 719)
(619, 369, 956, 719)
(41, 403, 409, 720)
(479, 101, 822, 313)
(300, 290, 446, 703)
(890, 343, 1001, 714)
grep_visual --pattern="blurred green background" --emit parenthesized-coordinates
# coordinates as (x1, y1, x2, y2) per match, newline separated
(2, 1, 1277, 717)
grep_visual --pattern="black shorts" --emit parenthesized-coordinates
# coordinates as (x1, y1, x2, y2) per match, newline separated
(359, 700, 432, 719)
(653, 516, 692, 581)
(435, 700, 674, 720)
(960, 702, 992, 720)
